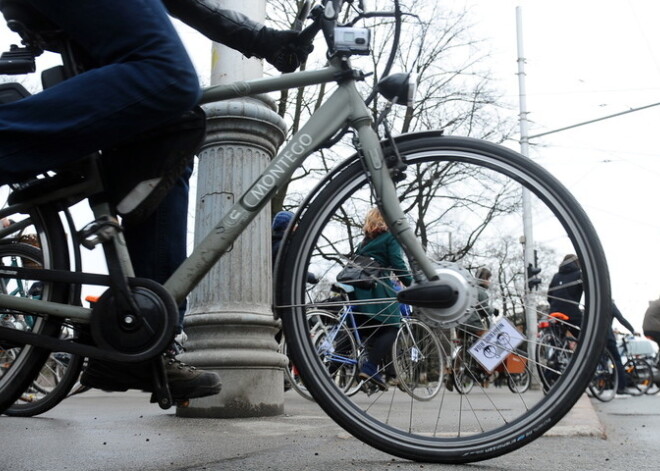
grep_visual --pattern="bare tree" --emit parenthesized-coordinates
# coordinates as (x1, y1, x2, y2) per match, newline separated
(265, 0, 517, 218)
(265, 1, 527, 287)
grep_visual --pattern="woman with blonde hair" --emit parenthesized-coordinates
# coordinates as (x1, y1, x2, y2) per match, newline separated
(352, 208, 412, 390)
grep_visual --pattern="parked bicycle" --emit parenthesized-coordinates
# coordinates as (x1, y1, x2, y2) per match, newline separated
(618, 334, 654, 395)
(451, 326, 531, 395)
(587, 347, 617, 402)
(0, 0, 612, 464)
(283, 282, 444, 401)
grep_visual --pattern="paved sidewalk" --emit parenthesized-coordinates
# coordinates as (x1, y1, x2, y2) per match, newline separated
(547, 392, 604, 437)
(0, 388, 603, 471)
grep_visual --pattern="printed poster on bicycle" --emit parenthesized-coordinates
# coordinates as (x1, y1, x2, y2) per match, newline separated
(468, 317, 525, 373)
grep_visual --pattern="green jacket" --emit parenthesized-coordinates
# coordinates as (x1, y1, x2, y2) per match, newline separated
(351, 231, 413, 324)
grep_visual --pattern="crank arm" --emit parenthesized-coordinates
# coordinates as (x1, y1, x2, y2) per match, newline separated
(0, 325, 160, 363)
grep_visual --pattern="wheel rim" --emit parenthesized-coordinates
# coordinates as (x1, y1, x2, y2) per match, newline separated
(278, 138, 610, 461)
(0, 206, 69, 411)
(393, 319, 444, 401)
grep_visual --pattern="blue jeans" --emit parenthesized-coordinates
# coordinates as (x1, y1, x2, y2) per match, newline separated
(0, 0, 200, 330)
(606, 330, 628, 391)
(124, 164, 193, 332)
(0, 0, 200, 183)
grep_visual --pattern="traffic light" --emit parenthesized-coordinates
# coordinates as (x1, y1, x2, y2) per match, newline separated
(527, 263, 542, 291)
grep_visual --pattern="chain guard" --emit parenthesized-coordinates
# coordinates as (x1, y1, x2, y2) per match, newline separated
(89, 278, 178, 360)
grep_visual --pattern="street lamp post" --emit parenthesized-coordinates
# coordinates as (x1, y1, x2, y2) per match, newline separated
(177, 0, 288, 418)
(516, 7, 538, 365)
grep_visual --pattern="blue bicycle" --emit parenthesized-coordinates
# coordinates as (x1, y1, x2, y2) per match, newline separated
(284, 282, 444, 401)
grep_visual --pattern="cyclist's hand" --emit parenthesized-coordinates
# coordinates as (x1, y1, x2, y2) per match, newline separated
(257, 27, 314, 73)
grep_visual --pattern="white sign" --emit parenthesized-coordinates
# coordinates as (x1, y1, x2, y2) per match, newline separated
(468, 317, 525, 373)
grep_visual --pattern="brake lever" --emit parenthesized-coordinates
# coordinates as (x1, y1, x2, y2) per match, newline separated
(293, 0, 313, 32)
(298, 4, 324, 46)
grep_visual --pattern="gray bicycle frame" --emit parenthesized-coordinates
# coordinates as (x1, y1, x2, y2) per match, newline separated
(0, 58, 437, 322)
(165, 58, 437, 306)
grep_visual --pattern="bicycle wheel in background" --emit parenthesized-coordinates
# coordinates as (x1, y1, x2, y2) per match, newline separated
(0, 203, 73, 413)
(451, 345, 475, 395)
(507, 364, 531, 394)
(4, 324, 84, 417)
(588, 349, 618, 402)
(283, 309, 361, 401)
(277, 133, 611, 463)
(280, 337, 314, 401)
(624, 357, 653, 395)
(536, 327, 572, 392)
(392, 318, 444, 401)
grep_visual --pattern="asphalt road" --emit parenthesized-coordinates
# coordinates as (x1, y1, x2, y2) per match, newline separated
(1, 388, 658, 471)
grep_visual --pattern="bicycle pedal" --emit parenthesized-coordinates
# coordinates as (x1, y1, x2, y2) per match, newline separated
(360, 381, 379, 395)
(150, 356, 173, 410)
(149, 392, 173, 409)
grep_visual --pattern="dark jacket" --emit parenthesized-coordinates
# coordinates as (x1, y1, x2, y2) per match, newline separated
(611, 302, 635, 334)
(351, 232, 413, 324)
(271, 211, 294, 266)
(163, 0, 264, 58)
(643, 299, 660, 333)
(547, 260, 582, 323)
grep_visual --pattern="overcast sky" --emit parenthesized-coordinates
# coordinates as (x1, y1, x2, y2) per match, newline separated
(173, 0, 660, 331)
(2, 1, 659, 330)
(453, 0, 660, 330)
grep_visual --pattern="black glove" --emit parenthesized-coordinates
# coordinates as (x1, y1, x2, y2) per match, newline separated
(255, 27, 314, 73)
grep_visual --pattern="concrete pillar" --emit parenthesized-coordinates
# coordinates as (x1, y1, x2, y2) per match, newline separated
(176, 0, 288, 418)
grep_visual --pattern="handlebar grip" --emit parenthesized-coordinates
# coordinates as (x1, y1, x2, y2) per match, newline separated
(0, 58, 35, 74)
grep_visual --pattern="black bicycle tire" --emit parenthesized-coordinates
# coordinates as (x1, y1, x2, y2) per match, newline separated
(392, 318, 444, 401)
(452, 345, 475, 395)
(283, 310, 361, 400)
(308, 310, 360, 396)
(277, 133, 611, 463)
(0, 204, 71, 413)
(536, 329, 563, 392)
(587, 349, 618, 402)
(624, 357, 653, 395)
(5, 333, 84, 417)
(0, 242, 83, 416)
(507, 365, 531, 394)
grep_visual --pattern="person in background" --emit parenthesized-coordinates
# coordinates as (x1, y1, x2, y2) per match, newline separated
(547, 254, 582, 337)
(351, 208, 412, 390)
(271, 210, 318, 284)
(643, 297, 660, 350)
(608, 301, 638, 396)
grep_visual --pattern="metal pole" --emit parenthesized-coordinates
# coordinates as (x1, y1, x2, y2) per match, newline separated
(516, 6, 538, 365)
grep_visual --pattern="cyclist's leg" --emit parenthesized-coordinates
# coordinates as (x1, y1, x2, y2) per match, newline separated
(123, 163, 194, 334)
(360, 322, 397, 388)
(605, 330, 627, 393)
(0, 0, 200, 183)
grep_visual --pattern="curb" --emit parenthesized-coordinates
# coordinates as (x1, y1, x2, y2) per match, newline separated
(545, 393, 605, 438)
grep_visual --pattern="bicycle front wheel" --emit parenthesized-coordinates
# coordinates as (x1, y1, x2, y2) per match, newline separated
(277, 133, 610, 463)
(392, 318, 444, 401)
(588, 349, 618, 402)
